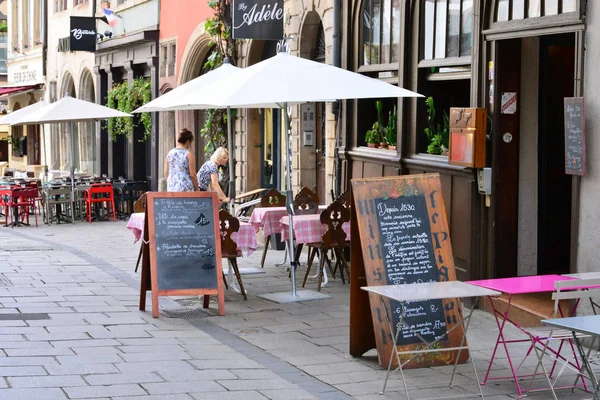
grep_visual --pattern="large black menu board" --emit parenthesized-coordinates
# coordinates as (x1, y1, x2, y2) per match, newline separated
(564, 97, 586, 176)
(375, 195, 447, 345)
(145, 192, 224, 318)
(350, 174, 466, 369)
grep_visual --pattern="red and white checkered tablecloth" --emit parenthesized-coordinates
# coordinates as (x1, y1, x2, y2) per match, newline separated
(279, 214, 351, 245)
(126, 213, 257, 256)
(249, 205, 328, 238)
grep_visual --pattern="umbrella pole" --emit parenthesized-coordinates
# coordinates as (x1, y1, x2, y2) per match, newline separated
(226, 106, 235, 214)
(283, 103, 297, 297)
(70, 122, 75, 224)
(42, 125, 48, 182)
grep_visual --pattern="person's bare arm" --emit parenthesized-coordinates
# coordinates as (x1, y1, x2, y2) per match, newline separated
(187, 153, 199, 191)
(210, 173, 229, 202)
(163, 157, 169, 178)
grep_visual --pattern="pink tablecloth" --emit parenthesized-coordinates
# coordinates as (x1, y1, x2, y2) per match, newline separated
(126, 212, 258, 256)
(279, 214, 351, 244)
(249, 205, 327, 238)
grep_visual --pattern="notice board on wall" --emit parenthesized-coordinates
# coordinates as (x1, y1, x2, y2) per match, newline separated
(349, 174, 467, 369)
(143, 192, 225, 318)
(564, 97, 586, 176)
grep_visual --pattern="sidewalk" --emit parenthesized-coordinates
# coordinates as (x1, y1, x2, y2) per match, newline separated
(0, 221, 591, 399)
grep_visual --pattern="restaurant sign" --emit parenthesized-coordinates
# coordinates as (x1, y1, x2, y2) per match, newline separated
(232, 0, 284, 40)
(8, 59, 44, 86)
(70, 17, 97, 52)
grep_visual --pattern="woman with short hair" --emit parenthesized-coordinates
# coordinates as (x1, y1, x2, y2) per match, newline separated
(164, 128, 199, 192)
(197, 147, 230, 203)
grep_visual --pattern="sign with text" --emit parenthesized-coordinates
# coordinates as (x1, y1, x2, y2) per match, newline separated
(8, 59, 43, 86)
(349, 174, 466, 369)
(146, 192, 224, 318)
(232, 0, 284, 40)
(69, 16, 97, 52)
(564, 97, 586, 176)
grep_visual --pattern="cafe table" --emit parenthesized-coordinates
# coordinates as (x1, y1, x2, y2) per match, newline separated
(362, 282, 501, 400)
(467, 274, 580, 398)
(541, 315, 600, 400)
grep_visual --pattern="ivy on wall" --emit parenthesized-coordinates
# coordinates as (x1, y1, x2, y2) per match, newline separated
(106, 77, 152, 143)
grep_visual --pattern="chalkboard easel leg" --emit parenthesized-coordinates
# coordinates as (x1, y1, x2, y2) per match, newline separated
(203, 295, 210, 309)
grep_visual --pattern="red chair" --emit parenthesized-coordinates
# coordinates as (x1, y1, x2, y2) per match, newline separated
(9, 187, 38, 227)
(83, 183, 116, 223)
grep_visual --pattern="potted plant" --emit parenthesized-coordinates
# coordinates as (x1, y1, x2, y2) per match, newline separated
(376, 100, 388, 148)
(424, 97, 449, 155)
(365, 123, 380, 148)
(386, 105, 397, 150)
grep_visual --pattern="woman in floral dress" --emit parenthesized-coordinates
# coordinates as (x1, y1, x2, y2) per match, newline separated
(164, 129, 198, 192)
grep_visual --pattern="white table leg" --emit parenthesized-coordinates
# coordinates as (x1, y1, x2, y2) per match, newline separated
(226, 259, 241, 294)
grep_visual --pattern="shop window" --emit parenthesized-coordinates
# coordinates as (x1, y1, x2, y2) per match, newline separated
(362, 0, 400, 66)
(55, 0, 67, 12)
(159, 44, 167, 77)
(74, 0, 87, 6)
(21, 0, 30, 49)
(494, 0, 577, 22)
(168, 43, 176, 76)
(421, 0, 473, 61)
(34, 0, 43, 45)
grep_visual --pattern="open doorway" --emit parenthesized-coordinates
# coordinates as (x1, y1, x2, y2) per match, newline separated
(494, 33, 574, 278)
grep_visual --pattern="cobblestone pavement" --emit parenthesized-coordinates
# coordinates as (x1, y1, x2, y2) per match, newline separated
(0, 220, 594, 399)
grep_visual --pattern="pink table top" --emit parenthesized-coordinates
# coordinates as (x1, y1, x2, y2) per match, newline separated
(126, 212, 257, 256)
(249, 205, 327, 238)
(467, 274, 578, 295)
(279, 214, 351, 245)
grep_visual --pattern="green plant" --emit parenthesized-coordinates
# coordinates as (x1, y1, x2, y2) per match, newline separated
(106, 77, 152, 142)
(365, 122, 381, 144)
(0, 21, 7, 34)
(423, 96, 449, 155)
(1, 134, 18, 152)
(386, 105, 397, 146)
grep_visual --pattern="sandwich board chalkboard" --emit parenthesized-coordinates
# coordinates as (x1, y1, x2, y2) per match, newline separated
(142, 192, 224, 318)
(564, 97, 586, 176)
(349, 174, 466, 369)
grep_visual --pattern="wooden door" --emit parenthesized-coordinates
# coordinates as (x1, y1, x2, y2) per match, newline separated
(27, 125, 41, 165)
(493, 39, 521, 278)
(0, 140, 7, 162)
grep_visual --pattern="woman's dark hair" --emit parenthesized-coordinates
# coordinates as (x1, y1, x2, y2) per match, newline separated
(178, 128, 194, 144)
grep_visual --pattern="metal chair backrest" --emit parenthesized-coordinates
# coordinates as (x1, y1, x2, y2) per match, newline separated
(46, 187, 72, 202)
(89, 183, 114, 197)
(552, 278, 600, 318)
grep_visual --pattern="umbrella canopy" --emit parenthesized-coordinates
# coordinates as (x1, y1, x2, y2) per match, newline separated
(0, 100, 48, 125)
(133, 62, 242, 113)
(11, 94, 131, 125)
(162, 51, 423, 111)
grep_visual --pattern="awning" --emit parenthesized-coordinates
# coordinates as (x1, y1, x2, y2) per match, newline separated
(0, 84, 44, 97)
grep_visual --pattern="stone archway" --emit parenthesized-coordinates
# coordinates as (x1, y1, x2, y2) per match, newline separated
(78, 69, 96, 174)
(58, 72, 76, 171)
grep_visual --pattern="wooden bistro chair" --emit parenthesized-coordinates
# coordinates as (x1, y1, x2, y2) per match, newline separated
(259, 188, 286, 269)
(302, 201, 350, 291)
(219, 209, 247, 300)
(133, 192, 149, 273)
(293, 186, 320, 215)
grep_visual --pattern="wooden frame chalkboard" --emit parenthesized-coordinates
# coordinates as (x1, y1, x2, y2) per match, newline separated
(145, 192, 225, 318)
(349, 174, 467, 369)
(564, 97, 586, 176)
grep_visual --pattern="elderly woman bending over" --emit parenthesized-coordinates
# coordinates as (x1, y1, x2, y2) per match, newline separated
(196, 147, 230, 203)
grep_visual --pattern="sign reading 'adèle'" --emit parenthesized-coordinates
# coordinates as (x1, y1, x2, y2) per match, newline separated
(232, 0, 284, 40)
(69, 16, 97, 52)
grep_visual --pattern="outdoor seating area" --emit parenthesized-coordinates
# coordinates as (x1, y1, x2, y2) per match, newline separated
(0, 175, 147, 227)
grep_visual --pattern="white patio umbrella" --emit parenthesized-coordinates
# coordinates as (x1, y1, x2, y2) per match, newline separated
(11, 94, 132, 223)
(0, 100, 50, 180)
(151, 47, 423, 302)
(134, 60, 243, 211)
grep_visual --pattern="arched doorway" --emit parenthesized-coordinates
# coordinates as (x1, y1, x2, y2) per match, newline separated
(79, 69, 96, 175)
(59, 72, 76, 171)
(299, 12, 326, 201)
(26, 95, 41, 166)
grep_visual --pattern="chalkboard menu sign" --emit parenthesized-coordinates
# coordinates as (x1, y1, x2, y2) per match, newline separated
(349, 174, 466, 369)
(375, 195, 447, 345)
(564, 97, 586, 175)
(146, 192, 224, 318)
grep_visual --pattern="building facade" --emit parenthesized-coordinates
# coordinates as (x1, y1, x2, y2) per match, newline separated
(339, 0, 598, 281)
(94, 0, 159, 187)
(45, 0, 97, 176)
(5, 0, 45, 175)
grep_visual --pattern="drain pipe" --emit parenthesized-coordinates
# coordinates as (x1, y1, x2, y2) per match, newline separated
(332, 0, 342, 198)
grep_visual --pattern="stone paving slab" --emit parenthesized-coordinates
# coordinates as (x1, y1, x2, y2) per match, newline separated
(0, 222, 594, 399)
